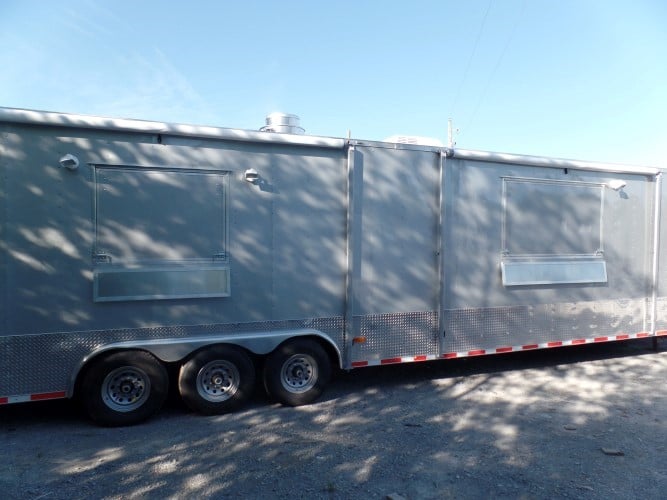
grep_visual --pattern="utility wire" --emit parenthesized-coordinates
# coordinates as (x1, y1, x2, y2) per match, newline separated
(449, 0, 493, 120)
(465, 0, 528, 133)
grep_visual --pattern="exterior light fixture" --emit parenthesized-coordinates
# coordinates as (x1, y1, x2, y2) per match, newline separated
(244, 168, 259, 183)
(59, 154, 80, 171)
(606, 179, 626, 191)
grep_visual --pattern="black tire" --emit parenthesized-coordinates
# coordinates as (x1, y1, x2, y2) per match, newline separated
(80, 351, 169, 427)
(178, 345, 256, 415)
(263, 338, 331, 406)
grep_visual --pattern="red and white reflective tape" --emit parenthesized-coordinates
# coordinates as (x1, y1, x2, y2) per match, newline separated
(351, 354, 439, 368)
(0, 391, 67, 405)
(351, 331, 664, 368)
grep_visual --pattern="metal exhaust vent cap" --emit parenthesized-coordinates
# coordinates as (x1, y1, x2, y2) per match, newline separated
(260, 112, 305, 135)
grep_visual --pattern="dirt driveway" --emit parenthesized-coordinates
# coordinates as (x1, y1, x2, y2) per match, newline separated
(2, 339, 665, 499)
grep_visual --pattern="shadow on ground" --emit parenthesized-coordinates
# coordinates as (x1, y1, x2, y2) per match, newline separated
(2, 339, 665, 499)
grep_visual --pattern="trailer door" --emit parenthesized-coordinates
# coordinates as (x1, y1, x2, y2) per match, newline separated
(347, 145, 441, 367)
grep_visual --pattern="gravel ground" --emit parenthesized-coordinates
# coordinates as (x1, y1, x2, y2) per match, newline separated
(1, 339, 666, 499)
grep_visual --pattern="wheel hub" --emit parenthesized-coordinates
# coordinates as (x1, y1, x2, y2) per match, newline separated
(119, 380, 136, 394)
(197, 361, 240, 401)
(210, 373, 226, 387)
(101, 367, 151, 412)
(281, 354, 317, 393)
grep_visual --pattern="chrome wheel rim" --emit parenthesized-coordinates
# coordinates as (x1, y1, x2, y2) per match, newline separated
(196, 360, 240, 402)
(280, 354, 317, 393)
(101, 366, 151, 412)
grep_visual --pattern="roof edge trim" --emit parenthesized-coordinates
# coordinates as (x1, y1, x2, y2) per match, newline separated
(0, 107, 346, 149)
(450, 148, 659, 176)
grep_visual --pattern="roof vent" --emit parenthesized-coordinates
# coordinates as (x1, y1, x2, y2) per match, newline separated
(260, 112, 305, 135)
(384, 135, 443, 147)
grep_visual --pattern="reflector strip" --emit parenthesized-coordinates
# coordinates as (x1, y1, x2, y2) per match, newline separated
(1, 391, 68, 405)
(657, 330, 667, 336)
(31, 391, 67, 401)
(381, 357, 402, 365)
(351, 354, 439, 367)
(351, 331, 654, 368)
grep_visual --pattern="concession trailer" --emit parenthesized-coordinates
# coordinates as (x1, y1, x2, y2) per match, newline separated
(1, 107, 665, 425)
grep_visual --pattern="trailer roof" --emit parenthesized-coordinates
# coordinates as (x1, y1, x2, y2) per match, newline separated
(0, 106, 659, 176)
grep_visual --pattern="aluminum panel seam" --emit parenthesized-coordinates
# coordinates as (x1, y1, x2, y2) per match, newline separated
(651, 173, 662, 335)
(437, 152, 447, 340)
(343, 145, 358, 368)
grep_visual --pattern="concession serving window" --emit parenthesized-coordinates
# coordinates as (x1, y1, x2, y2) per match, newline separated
(92, 165, 230, 301)
(500, 177, 607, 286)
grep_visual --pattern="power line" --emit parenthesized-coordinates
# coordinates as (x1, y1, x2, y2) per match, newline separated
(465, 0, 528, 133)
(449, 0, 493, 120)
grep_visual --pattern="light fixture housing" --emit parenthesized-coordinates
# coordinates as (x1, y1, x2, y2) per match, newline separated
(59, 154, 80, 171)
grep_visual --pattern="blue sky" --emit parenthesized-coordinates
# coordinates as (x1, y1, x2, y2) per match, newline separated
(1, 0, 665, 166)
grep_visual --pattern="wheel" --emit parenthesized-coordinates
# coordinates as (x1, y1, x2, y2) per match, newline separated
(178, 345, 256, 415)
(263, 338, 331, 406)
(80, 351, 169, 427)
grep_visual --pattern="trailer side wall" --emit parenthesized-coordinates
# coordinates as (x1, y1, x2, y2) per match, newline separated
(0, 124, 348, 397)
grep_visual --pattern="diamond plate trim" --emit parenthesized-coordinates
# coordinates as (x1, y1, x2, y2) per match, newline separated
(351, 311, 439, 362)
(443, 298, 649, 354)
(2, 297, 662, 399)
(656, 296, 667, 333)
(0, 317, 344, 397)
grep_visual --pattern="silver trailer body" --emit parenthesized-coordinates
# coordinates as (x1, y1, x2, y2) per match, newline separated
(1, 107, 665, 417)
